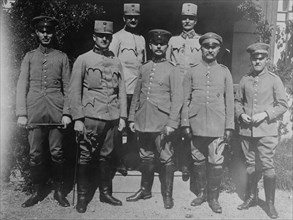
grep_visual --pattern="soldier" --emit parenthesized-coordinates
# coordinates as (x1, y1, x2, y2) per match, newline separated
(16, 16, 71, 208)
(126, 29, 183, 209)
(166, 2, 201, 182)
(69, 20, 127, 213)
(181, 32, 234, 213)
(109, 3, 146, 174)
(235, 43, 288, 219)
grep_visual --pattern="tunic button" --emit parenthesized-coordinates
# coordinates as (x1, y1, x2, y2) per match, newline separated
(44, 93, 47, 96)
(44, 75, 47, 78)
(44, 87, 47, 90)
(44, 81, 47, 84)
(207, 71, 210, 74)
(207, 101, 209, 104)
(147, 97, 149, 100)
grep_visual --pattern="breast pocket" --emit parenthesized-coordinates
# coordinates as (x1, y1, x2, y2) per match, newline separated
(87, 68, 102, 89)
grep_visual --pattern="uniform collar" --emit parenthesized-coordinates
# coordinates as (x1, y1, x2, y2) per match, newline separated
(93, 46, 113, 57)
(38, 44, 54, 54)
(249, 67, 268, 77)
(152, 57, 166, 63)
(200, 58, 218, 67)
(181, 29, 197, 39)
(124, 25, 139, 35)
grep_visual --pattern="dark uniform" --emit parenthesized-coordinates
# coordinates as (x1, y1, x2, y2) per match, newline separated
(166, 3, 201, 181)
(69, 20, 127, 213)
(109, 3, 146, 173)
(235, 43, 288, 219)
(126, 29, 183, 209)
(181, 32, 234, 213)
(16, 16, 71, 208)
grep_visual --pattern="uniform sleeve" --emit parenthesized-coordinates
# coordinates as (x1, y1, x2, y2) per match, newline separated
(234, 77, 246, 119)
(167, 66, 184, 128)
(265, 76, 288, 121)
(142, 37, 147, 63)
(181, 69, 192, 127)
(61, 54, 71, 116)
(118, 61, 127, 118)
(109, 34, 120, 57)
(128, 67, 142, 122)
(16, 53, 30, 117)
(69, 56, 86, 120)
(166, 38, 173, 61)
(224, 69, 235, 130)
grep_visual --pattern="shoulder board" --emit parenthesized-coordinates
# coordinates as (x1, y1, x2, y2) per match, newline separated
(168, 60, 177, 66)
(219, 64, 228, 69)
(55, 49, 65, 54)
(190, 62, 200, 68)
(268, 71, 277, 77)
(27, 49, 36, 54)
(143, 60, 151, 65)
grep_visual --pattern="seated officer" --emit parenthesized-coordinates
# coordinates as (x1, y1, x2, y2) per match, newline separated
(126, 29, 183, 209)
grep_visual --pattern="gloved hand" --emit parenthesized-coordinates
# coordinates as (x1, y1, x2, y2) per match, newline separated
(223, 129, 233, 143)
(182, 126, 192, 139)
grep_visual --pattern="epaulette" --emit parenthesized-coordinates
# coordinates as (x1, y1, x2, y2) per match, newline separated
(219, 64, 228, 69)
(143, 60, 151, 65)
(268, 71, 278, 77)
(168, 60, 177, 66)
(190, 62, 200, 68)
(27, 49, 36, 54)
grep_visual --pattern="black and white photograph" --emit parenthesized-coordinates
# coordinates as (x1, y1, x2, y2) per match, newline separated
(1, 0, 292, 219)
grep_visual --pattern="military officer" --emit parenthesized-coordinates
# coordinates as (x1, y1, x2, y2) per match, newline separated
(16, 16, 71, 208)
(166, 2, 202, 182)
(126, 29, 183, 209)
(109, 3, 146, 175)
(235, 43, 288, 219)
(69, 20, 127, 213)
(181, 32, 234, 213)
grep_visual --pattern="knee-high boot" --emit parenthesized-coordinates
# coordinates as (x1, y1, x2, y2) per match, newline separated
(237, 171, 258, 210)
(160, 164, 175, 209)
(52, 162, 70, 207)
(264, 175, 278, 219)
(207, 164, 223, 214)
(76, 164, 90, 213)
(190, 163, 207, 206)
(126, 160, 155, 202)
(99, 158, 122, 206)
(22, 165, 46, 208)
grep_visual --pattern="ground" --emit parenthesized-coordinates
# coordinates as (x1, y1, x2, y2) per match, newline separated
(1, 171, 292, 220)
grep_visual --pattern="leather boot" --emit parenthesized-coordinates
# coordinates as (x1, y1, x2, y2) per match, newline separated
(22, 165, 46, 208)
(160, 164, 175, 209)
(126, 160, 155, 202)
(52, 163, 70, 207)
(264, 175, 278, 219)
(237, 172, 258, 210)
(207, 165, 223, 214)
(76, 164, 90, 213)
(99, 159, 122, 206)
(190, 163, 207, 206)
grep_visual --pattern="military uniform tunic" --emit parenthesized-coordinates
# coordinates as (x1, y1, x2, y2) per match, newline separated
(69, 49, 127, 163)
(109, 28, 146, 95)
(166, 30, 201, 69)
(181, 60, 234, 165)
(16, 44, 71, 165)
(128, 60, 183, 163)
(235, 67, 288, 171)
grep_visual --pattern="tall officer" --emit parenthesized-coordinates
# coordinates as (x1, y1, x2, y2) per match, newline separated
(166, 2, 202, 181)
(182, 33, 234, 213)
(126, 29, 183, 209)
(235, 43, 288, 219)
(69, 20, 127, 213)
(109, 3, 146, 174)
(16, 16, 71, 208)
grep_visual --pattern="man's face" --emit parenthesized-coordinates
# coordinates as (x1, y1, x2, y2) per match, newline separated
(93, 33, 112, 50)
(201, 43, 220, 63)
(124, 15, 140, 29)
(149, 42, 168, 58)
(181, 15, 197, 31)
(35, 28, 54, 45)
(251, 54, 267, 73)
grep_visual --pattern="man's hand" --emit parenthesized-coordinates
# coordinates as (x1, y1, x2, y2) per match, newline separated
(118, 118, 126, 132)
(251, 112, 268, 124)
(129, 122, 135, 133)
(17, 116, 28, 128)
(241, 113, 252, 124)
(61, 116, 71, 129)
(164, 126, 175, 136)
(74, 120, 85, 135)
(182, 127, 191, 139)
(224, 129, 233, 143)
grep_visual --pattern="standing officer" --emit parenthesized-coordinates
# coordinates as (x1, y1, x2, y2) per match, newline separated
(126, 29, 183, 209)
(69, 20, 127, 213)
(109, 3, 146, 174)
(166, 2, 201, 181)
(181, 32, 234, 213)
(16, 16, 71, 208)
(235, 43, 288, 219)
